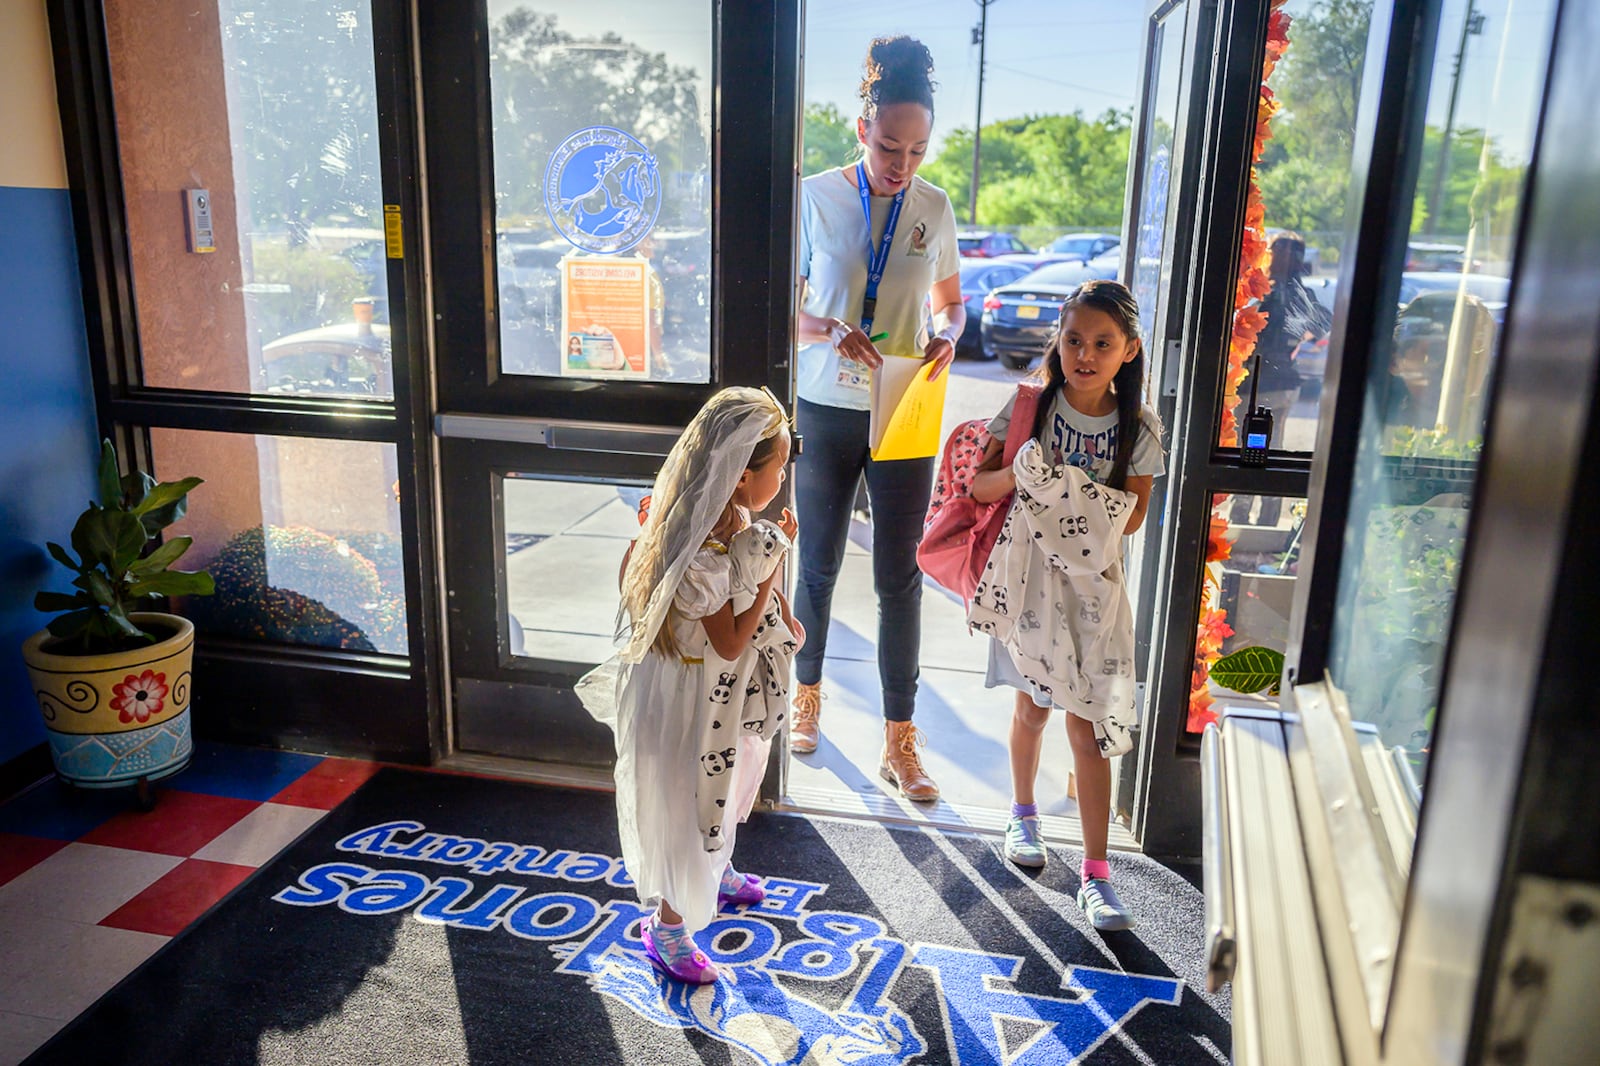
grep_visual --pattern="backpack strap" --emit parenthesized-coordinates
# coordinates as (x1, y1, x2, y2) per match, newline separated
(1000, 383, 1045, 468)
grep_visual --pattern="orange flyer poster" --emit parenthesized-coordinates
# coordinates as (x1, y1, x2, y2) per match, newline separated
(560, 257, 649, 378)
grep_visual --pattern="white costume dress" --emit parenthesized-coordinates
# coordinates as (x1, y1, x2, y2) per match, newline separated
(968, 440, 1138, 756)
(577, 520, 794, 935)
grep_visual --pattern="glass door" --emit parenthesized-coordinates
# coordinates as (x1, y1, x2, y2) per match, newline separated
(1123, 0, 1383, 854)
(419, 2, 801, 771)
(1277, 0, 1564, 1054)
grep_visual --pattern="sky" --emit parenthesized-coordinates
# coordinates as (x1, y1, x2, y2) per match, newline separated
(486, 0, 1148, 162)
(483, 0, 1554, 165)
(803, 0, 1146, 158)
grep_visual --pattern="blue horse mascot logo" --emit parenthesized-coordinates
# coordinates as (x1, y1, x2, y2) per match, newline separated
(544, 126, 662, 254)
(554, 898, 1183, 1066)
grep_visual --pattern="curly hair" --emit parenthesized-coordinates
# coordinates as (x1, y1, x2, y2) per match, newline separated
(858, 35, 937, 121)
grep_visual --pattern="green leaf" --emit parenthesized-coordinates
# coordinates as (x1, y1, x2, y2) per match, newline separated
(102, 602, 144, 637)
(46, 541, 82, 573)
(127, 536, 192, 576)
(127, 570, 215, 598)
(96, 440, 121, 508)
(1209, 646, 1286, 695)
(45, 608, 99, 641)
(34, 590, 89, 613)
(131, 478, 202, 521)
(119, 470, 156, 511)
(83, 570, 118, 608)
(71, 508, 143, 569)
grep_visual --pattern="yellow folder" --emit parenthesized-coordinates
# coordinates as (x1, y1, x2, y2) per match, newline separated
(869, 355, 950, 461)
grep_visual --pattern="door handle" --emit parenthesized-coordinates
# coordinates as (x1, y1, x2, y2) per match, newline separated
(1201, 720, 1236, 992)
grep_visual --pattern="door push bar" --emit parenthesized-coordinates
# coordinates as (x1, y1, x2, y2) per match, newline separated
(435, 413, 682, 456)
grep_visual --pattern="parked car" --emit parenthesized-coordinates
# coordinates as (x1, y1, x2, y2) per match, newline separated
(955, 259, 1033, 357)
(1405, 241, 1469, 272)
(1288, 271, 1508, 395)
(1040, 232, 1119, 262)
(1397, 270, 1509, 320)
(957, 230, 1031, 257)
(260, 319, 391, 397)
(980, 260, 1100, 369)
(497, 238, 564, 322)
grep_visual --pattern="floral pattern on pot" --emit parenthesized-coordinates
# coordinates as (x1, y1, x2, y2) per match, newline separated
(111, 669, 169, 724)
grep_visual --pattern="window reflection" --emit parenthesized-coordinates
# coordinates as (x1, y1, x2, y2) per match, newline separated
(487, 2, 713, 383)
(106, 1, 391, 399)
(1131, 5, 1187, 342)
(1328, 0, 1557, 784)
(1222, 0, 1372, 453)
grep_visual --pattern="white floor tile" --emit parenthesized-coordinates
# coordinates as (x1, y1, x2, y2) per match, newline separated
(0, 912, 166, 1021)
(0, 843, 181, 925)
(191, 802, 326, 867)
(0, 1009, 64, 1065)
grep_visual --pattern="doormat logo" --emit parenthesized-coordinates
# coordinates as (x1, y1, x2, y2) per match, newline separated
(544, 126, 662, 254)
(273, 820, 1184, 1065)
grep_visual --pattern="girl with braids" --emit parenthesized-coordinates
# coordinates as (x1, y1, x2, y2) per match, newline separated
(580, 387, 801, 984)
(791, 35, 962, 801)
(970, 280, 1165, 931)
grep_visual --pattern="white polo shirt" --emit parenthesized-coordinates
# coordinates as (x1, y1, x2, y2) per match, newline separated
(796, 168, 960, 410)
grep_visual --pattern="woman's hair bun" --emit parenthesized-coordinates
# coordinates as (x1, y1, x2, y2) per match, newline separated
(859, 35, 936, 119)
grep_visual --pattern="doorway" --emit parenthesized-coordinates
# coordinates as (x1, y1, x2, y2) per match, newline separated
(418, 2, 800, 782)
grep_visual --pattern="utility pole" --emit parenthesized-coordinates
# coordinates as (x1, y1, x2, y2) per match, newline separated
(1424, 0, 1484, 236)
(969, 0, 995, 225)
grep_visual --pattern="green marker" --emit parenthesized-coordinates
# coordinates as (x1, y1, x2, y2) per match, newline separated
(869, 331, 889, 343)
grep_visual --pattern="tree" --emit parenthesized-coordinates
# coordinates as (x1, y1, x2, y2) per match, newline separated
(803, 102, 860, 177)
(1257, 0, 1373, 241)
(919, 110, 1132, 235)
(488, 9, 709, 228)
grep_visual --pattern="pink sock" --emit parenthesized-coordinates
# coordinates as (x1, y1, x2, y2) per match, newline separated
(1082, 858, 1111, 883)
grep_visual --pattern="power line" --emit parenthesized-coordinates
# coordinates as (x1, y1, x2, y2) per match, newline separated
(986, 62, 1133, 101)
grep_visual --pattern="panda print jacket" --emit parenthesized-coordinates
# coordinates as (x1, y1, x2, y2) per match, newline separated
(693, 520, 798, 851)
(967, 440, 1139, 756)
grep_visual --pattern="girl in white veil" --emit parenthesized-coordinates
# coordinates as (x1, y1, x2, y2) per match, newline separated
(580, 386, 800, 984)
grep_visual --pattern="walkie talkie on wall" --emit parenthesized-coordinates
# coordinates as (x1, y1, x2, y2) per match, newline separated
(1239, 349, 1274, 466)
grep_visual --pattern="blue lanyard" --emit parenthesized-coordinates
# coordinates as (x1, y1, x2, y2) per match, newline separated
(856, 162, 905, 336)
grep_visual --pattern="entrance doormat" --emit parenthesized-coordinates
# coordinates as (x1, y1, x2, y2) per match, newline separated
(30, 768, 1229, 1065)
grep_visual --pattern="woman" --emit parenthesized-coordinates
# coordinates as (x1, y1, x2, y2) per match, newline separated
(791, 35, 963, 802)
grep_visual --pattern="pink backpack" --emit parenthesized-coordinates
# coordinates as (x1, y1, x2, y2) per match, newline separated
(917, 384, 1043, 604)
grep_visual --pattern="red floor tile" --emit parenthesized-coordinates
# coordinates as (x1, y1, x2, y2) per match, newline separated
(98, 857, 255, 937)
(77, 789, 259, 857)
(270, 757, 380, 810)
(0, 832, 68, 888)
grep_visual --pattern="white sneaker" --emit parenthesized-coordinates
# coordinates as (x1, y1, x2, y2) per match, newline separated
(1003, 815, 1048, 868)
(1077, 878, 1135, 931)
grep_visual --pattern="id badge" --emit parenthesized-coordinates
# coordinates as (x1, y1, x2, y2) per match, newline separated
(835, 357, 871, 392)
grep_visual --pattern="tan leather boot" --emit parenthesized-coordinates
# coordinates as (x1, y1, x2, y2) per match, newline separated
(880, 720, 940, 802)
(791, 683, 822, 754)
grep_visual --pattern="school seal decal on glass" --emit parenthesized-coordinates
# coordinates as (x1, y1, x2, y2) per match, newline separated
(544, 126, 662, 254)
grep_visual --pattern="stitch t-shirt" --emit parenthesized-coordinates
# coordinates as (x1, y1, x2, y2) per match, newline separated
(988, 392, 1166, 484)
(797, 169, 960, 410)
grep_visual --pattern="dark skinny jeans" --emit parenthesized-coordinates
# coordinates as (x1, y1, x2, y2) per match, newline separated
(793, 398, 935, 722)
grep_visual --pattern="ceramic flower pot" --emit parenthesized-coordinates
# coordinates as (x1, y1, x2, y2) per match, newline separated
(20, 612, 195, 790)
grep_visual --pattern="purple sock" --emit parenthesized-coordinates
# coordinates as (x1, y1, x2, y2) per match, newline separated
(1011, 802, 1038, 818)
(1082, 858, 1111, 883)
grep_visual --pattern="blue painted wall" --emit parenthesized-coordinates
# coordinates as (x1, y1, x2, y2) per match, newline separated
(0, 186, 99, 765)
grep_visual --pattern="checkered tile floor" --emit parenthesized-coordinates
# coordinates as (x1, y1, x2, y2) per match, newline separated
(0, 743, 379, 1064)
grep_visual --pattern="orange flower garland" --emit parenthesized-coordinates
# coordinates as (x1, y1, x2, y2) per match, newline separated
(1189, 0, 1291, 732)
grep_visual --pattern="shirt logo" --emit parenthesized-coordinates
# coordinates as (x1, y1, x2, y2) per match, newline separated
(905, 220, 929, 258)
(544, 126, 662, 254)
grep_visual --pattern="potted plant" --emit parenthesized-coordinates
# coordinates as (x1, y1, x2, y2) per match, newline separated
(21, 440, 214, 806)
